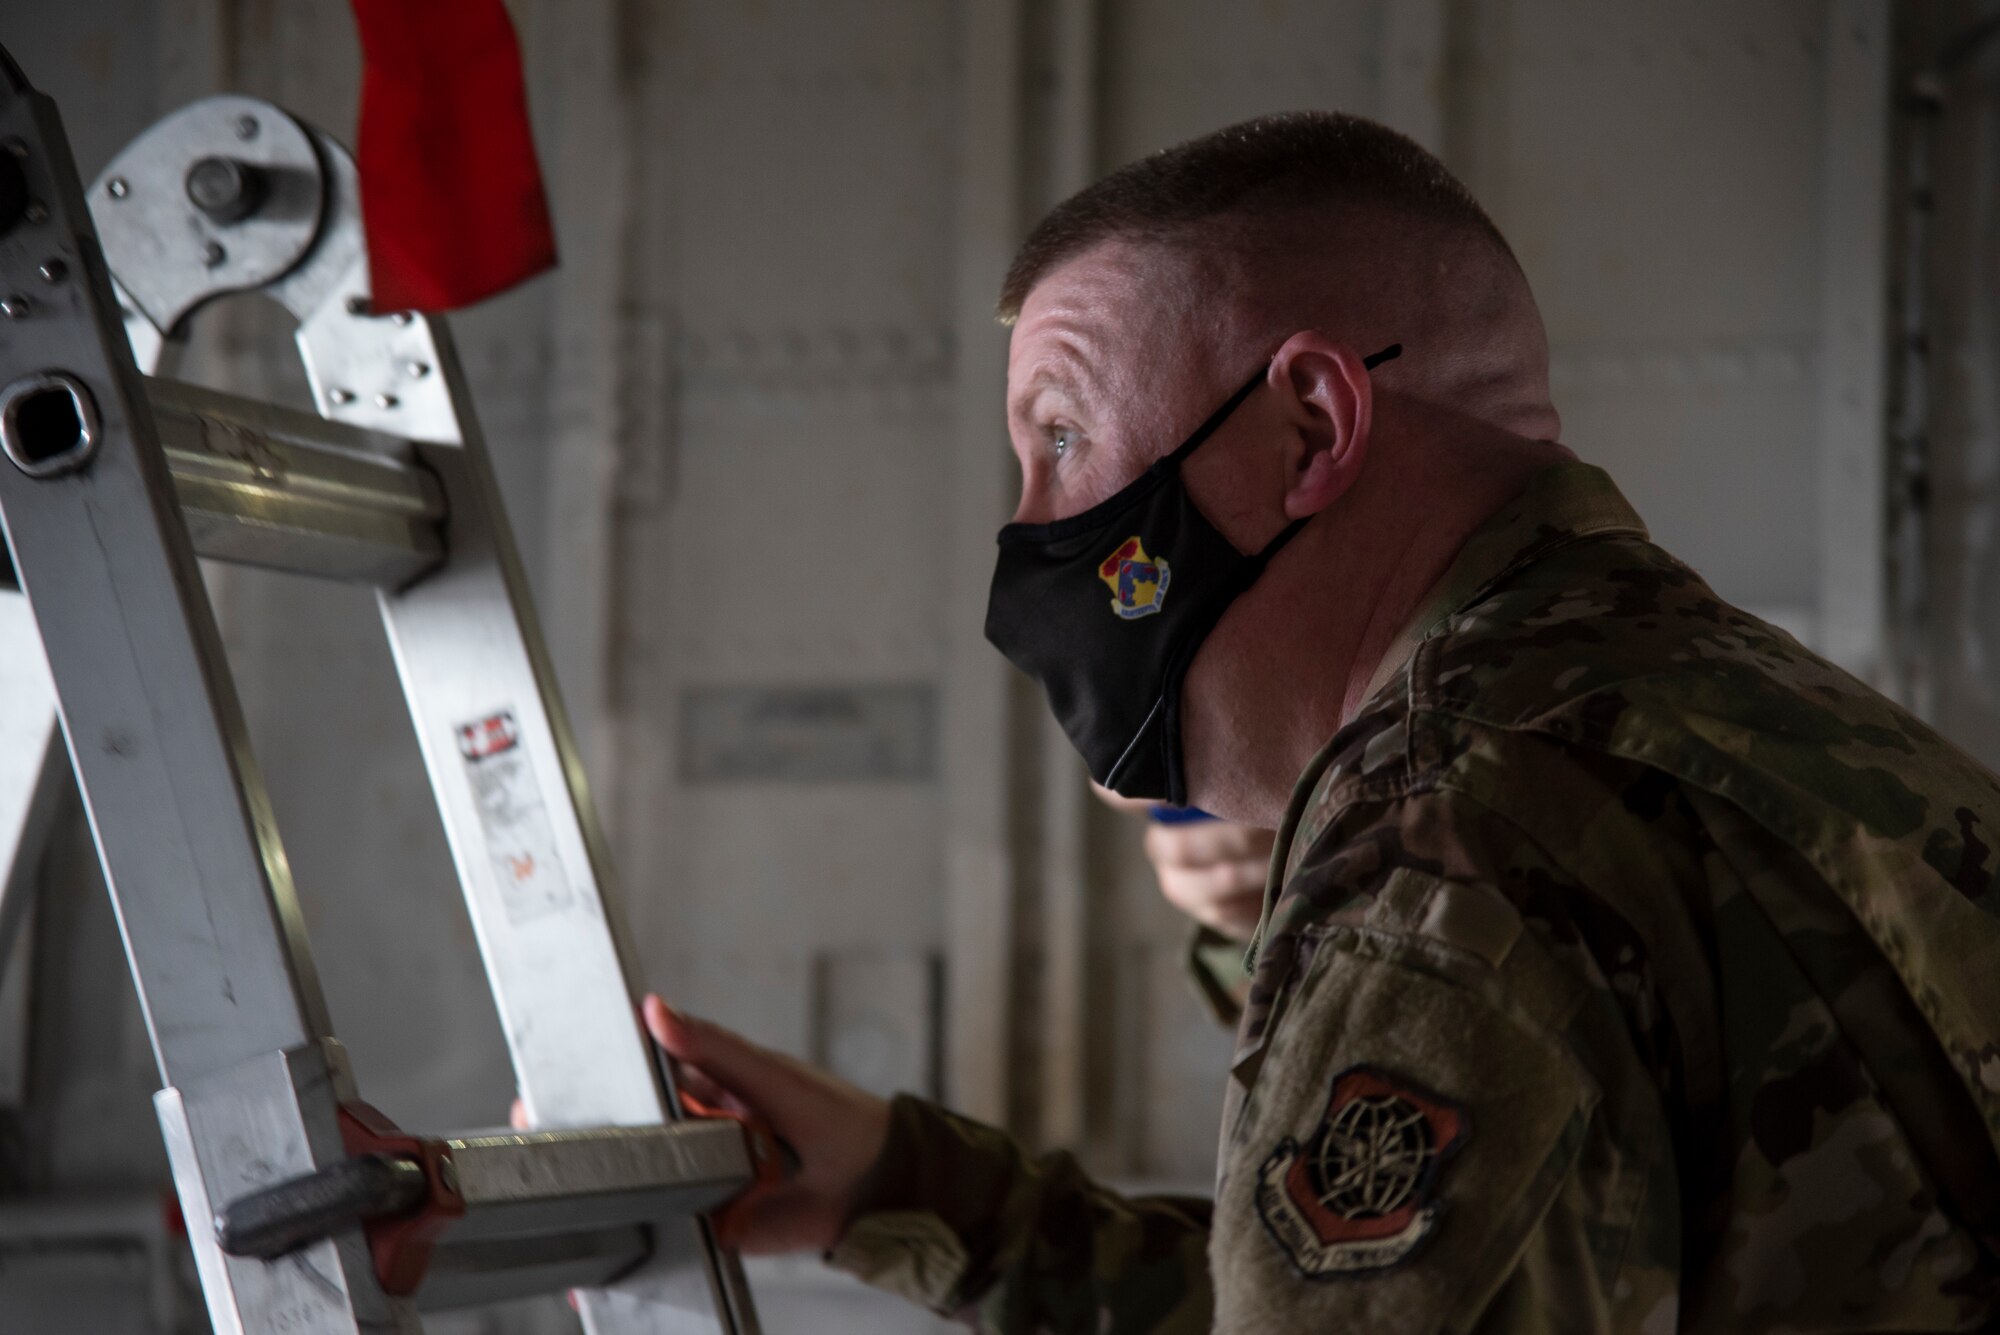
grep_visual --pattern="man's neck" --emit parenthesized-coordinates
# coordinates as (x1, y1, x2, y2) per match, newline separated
(1182, 402, 1570, 828)
(1240, 418, 1568, 825)
(1336, 415, 1572, 725)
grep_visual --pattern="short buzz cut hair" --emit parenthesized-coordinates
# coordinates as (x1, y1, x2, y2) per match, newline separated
(997, 110, 1512, 321)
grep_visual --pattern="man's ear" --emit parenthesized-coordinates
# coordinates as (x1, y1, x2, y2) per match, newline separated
(1269, 332, 1373, 521)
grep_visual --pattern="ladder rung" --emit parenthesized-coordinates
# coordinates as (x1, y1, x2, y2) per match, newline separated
(210, 1113, 756, 1307)
(438, 1119, 752, 1243)
(147, 377, 446, 587)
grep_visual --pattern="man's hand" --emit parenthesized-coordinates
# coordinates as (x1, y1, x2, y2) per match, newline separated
(515, 997, 892, 1256)
(1088, 780, 1274, 941)
(1143, 818, 1275, 942)
(643, 997, 891, 1254)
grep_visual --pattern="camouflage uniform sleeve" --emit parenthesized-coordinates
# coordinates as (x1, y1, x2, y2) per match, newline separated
(828, 1095, 1213, 1333)
(1215, 866, 1679, 1333)
(1185, 923, 1253, 1027)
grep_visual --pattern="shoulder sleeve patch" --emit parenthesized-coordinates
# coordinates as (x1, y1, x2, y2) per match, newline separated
(1255, 1066, 1469, 1277)
(1215, 893, 1604, 1332)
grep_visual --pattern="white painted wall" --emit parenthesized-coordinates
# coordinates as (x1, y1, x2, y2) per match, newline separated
(1, 2, 1943, 1332)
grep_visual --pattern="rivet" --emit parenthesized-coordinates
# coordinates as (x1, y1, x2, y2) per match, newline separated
(202, 240, 226, 267)
(0, 295, 29, 319)
(22, 200, 46, 223)
(107, 177, 129, 199)
(345, 295, 370, 316)
(389, 311, 414, 327)
(328, 388, 356, 405)
(37, 259, 66, 284)
(374, 393, 399, 409)
(234, 114, 260, 141)
(403, 360, 430, 379)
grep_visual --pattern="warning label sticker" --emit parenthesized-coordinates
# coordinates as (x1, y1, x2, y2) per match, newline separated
(456, 709, 575, 926)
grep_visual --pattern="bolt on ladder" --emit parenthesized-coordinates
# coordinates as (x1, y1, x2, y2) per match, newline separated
(0, 47, 765, 1335)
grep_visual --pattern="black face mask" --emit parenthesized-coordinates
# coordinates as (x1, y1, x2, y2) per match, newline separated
(984, 344, 1402, 804)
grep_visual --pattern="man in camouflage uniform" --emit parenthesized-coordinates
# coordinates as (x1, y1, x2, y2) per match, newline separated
(638, 111, 2000, 1331)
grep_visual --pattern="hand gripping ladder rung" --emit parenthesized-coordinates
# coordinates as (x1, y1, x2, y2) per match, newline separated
(0, 47, 764, 1335)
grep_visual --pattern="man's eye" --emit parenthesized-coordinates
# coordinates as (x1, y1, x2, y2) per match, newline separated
(1051, 429, 1077, 459)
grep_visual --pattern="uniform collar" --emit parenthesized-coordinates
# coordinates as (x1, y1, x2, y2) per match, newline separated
(1355, 460, 1650, 705)
(1247, 461, 1649, 971)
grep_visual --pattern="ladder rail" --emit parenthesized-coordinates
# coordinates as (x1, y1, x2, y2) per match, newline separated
(262, 72, 762, 1333)
(298, 237, 762, 1335)
(0, 71, 403, 1335)
(0, 65, 339, 1137)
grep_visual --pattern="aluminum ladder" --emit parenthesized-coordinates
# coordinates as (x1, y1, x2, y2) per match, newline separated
(0, 46, 764, 1335)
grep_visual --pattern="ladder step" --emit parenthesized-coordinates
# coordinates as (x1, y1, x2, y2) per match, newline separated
(146, 376, 446, 587)
(209, 1113, 757, 1307)
(436, 1119, 753, 1243)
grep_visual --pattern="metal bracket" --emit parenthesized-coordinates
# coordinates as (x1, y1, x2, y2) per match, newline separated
(155, 1043, 409, 1335)
(87, 96, 325, 337)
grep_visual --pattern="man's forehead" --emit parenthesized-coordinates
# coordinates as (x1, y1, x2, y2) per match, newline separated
(1013, 241, 1168, 336)
(1006, 241, 1192, 408)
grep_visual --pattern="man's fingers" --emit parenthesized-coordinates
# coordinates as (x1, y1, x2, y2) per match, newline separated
(671, 1060, 749, 1116)
(716, 1193, 836, 1257)
(641, 993, 677, 1049)
(509, 1097, 530, 1131)
(643, 997, 737, 1106)
(711, 1196, 756, 1252)
(1145, 819, 1274, 871)
(633, 993, 894, 1257)
(1160, 858, 1266, 908)
(645, 994, 738, 1070)
(642, 994, 818, 1121)
(1158, 857, 1268, 938)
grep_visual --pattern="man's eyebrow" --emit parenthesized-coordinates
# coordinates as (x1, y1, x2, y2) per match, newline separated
(1009, 351, 1102, 426)
(1008, 370, 1072, 426)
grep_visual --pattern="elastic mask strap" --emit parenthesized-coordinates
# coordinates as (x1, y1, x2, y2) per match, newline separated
(1247, 514, 1313, 573)
(1147, 509, 1312, 803)
(1164, 369, 1267, 467)
(1166, 343, 1402, 470)
(1237, 341, 1401, 572)
(1109, 341, 1403, 800)
(1101, 695, 1168, 793)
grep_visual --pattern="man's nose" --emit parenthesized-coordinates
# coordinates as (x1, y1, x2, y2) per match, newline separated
(1009, 467, 1063, 526)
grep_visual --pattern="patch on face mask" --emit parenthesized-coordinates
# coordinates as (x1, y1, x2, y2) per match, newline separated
(1098, 536, 1171, 619)
(1255, 1066, 1469, 1279)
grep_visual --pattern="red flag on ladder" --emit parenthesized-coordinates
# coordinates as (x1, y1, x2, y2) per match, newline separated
(347, 0, 558, 313)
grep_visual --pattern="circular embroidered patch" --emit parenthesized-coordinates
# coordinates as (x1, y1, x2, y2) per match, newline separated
(1254, 1065, 1470, 1278)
